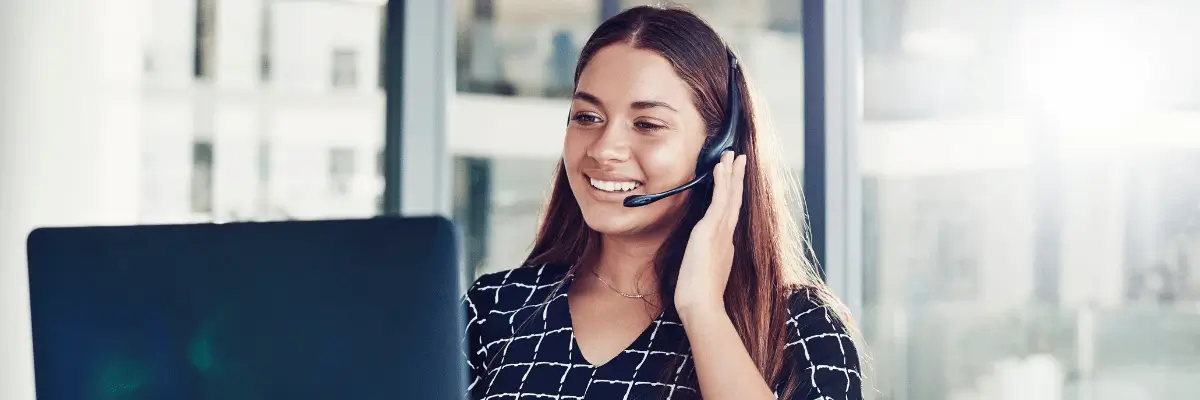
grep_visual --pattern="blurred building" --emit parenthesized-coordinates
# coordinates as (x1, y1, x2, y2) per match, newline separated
(139, 0, 386, 223)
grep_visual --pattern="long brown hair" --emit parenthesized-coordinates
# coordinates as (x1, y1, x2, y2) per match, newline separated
(523, 4, 862, 397)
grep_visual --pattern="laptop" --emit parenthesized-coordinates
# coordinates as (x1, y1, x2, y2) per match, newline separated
(25, 216, 466, 399)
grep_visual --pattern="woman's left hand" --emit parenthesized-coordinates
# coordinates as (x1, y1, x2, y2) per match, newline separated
(674, 151, 747, 316)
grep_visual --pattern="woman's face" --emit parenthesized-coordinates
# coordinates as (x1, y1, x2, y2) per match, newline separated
(563, 42, 709, 237)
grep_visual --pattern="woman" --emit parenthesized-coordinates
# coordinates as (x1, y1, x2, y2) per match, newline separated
(464, 5, 864, 399)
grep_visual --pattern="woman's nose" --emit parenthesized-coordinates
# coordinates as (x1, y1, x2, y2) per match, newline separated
(586, 123, 632, 163)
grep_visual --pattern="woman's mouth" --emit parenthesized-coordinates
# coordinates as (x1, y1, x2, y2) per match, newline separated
(587, 177, 642, 193)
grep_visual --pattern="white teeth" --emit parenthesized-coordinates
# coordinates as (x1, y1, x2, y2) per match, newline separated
(589, 178, 639, 192)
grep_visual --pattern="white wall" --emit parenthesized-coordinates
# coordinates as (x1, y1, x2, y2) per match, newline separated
(0, 1, 146, 399)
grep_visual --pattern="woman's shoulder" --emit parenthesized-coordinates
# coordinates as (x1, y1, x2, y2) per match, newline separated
(465, 263, 573, 308)
(779, 286, 863, 396)
(782, 286, 852, 336)
(468, 262, 573, 291)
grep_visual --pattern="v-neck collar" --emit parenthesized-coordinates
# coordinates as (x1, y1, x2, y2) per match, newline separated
(555, 272, 673, 369)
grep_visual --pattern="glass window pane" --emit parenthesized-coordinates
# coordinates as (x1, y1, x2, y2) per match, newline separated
(861, 0, 1200, 398)
(453, 0, 806, 277)
(142, 0, 388, 223)
(2, 2, 394, 396)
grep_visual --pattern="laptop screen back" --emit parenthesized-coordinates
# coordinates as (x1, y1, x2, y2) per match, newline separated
(26, 217, 465, 400)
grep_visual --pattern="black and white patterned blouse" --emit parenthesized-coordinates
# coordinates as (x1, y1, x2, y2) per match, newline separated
(463, 263, 863, 400)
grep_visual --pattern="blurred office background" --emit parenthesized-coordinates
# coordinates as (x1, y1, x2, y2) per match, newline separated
(2, 0, 1199, 399)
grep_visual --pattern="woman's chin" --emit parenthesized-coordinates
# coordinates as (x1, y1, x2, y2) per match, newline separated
(579, 206, 680, 238)
(581, 211, 646, 236)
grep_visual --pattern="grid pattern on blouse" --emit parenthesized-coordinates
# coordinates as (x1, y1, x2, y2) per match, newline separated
(463, 263, 863, 400)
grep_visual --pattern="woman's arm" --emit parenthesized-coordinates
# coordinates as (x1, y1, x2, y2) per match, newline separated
(674, 153, 775, 399)
(673, 152, 862, 399)
(678, 302, 777, 399)
(462, 273, 502, 397)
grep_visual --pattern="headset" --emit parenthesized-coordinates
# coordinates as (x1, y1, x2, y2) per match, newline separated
(623, 48, 743, 208)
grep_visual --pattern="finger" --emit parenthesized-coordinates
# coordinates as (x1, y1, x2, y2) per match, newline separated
(720, 150, 735, 164)
(718, 151, 737, 220)
(701, 152, 733, 222)
(724, 154, 748, 232)
(718, 152, 736, 225)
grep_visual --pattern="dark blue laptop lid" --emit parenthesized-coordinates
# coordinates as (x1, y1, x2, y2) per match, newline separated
(26, 216, 465, 400)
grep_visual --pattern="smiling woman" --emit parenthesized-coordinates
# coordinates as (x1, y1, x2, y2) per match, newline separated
(462, 5, 863, 400)
(453, 0, 810, 279)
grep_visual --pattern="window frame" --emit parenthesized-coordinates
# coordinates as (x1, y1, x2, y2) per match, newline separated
(803, 0, 864, 317)
(382, 0, 453, 217)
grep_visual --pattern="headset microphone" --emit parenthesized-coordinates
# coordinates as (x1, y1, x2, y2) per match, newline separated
(623, 49, 743, 208)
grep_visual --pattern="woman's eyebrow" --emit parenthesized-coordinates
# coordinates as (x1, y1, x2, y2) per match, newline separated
(631, 100, 677, 112)
(572, 91, 603, 107)
(573, 91, 677, 112)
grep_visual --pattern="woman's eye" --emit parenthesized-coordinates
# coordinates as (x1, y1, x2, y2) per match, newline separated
(634, 121, 665, 131)
(571, 113, 602, 125)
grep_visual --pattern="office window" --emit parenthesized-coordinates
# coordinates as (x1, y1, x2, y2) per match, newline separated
(329, 148, 356, 195)
(766, 0, 802, 32)
(376, 150, 385, 176)
(194, 0, 217, 79)
(379, 6, 388, 89)
(260, 1, 272, 82)
(860, 1, 1200, 398)
(332, 48, 359, 88)
(43, 0, 388, 225)
(191, 141, 214, 214)
(375, 150, 386, 211)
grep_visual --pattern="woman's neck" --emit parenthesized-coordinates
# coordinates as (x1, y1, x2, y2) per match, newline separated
(590, 233, 664, 296)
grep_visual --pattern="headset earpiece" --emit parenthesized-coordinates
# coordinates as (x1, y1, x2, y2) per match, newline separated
(694, 50, 742, 177)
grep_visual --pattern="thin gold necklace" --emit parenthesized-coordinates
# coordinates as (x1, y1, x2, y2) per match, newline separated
(590, 269, 656, 299)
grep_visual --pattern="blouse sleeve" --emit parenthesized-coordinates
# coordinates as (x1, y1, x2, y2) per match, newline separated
(462, 276, 496, 393)
(777, 289, 864, 400)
